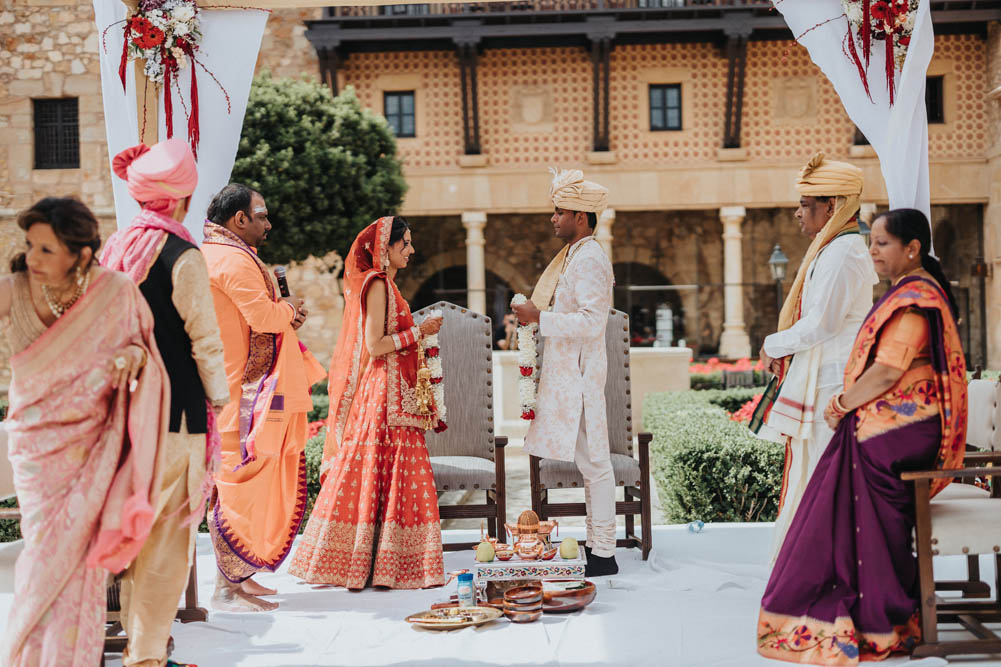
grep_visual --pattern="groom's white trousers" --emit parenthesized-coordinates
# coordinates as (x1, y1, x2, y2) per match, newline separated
(574, 413, 616, 558)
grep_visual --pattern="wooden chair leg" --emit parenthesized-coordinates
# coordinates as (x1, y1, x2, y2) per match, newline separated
(495, 437, 507, 538)
(639, 433, 653, 560)
(529, 454, 543, 519)
(913, 479, 939, 655)
(486, 492, 497, 540)
(624, 487, 635, 541)
(175, 554, 208, 623)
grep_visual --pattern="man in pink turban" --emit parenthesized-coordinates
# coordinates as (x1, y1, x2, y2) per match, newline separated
(101, 138, 229, 667)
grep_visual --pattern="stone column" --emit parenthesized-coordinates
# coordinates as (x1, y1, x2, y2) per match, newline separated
(462, 211, 487, 314)
(595, 208, 615, 259)
(859, 202, 877, 227)
(719, 206, 751, 359)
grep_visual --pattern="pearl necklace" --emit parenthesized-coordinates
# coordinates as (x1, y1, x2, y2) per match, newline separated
(41, 270, 90, 318)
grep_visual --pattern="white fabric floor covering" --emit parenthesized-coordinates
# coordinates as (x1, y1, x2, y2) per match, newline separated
(0, 524, 998, 666)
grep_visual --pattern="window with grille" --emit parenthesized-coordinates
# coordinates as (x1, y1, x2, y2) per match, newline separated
(926, 75, 944, 124)
(384, 91, 416, 138)
(649, 84, 681, 131)
(34, 98, 79, 170)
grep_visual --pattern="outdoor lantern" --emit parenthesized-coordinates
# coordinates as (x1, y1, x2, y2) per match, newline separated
(768, 245, 789, 282)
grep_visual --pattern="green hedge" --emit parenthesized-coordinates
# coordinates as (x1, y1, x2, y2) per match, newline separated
(308, 394, 329, 423)
(644, 389, 783, 524)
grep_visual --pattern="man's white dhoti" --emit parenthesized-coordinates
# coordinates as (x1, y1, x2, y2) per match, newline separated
(760, 233, 877, 562)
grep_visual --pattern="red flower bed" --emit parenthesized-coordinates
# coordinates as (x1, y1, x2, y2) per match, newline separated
(689, 357, 764, 375)
(308, 420, 325, 439)
(729, 394, 764, 423)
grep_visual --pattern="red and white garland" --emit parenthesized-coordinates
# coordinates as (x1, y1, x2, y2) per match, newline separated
(510, 294, 539, 421)
(841, 0, 918, 104)
(421, 309, 448, 433)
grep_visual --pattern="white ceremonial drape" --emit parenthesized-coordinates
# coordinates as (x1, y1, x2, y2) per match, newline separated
(774, 0, 934, 229)
(93, 1, 268, 241)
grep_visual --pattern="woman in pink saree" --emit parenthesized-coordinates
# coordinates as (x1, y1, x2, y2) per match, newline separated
(0, 198, 168, 667)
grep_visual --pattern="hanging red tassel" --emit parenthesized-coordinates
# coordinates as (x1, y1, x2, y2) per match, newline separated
(183, 42, 199, 159)
(861, 0, 871, 67)
(843, 27, 872, 102)
(163, 46, 174, 139)
(885, 34, 895, 106)
(119, 21, 130, 92)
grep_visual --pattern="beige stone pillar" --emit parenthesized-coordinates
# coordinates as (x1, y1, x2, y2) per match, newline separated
(462, 211, 487, 314)
(859, 202, 877, 226)
(596, 208, 615, 259)
(719, 206, 751, 359)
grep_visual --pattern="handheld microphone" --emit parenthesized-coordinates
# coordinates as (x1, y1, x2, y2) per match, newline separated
(274, 266, 291, 298)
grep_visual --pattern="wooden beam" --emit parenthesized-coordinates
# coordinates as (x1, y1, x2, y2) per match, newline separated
(722, 20, 751, 149)
(455, 37, 482, 155)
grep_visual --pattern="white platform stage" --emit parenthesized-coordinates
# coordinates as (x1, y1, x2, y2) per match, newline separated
(1, 524, 998, 667)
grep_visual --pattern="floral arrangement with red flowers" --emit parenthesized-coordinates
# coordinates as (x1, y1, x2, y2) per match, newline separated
(104, 0, 232, 158)
(421, 309, 447, 433)
(123, 0, 201, 85)
(841, 0, 918, 104)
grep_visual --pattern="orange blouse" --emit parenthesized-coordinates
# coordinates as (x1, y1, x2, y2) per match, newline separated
(874, 307, 929, 371)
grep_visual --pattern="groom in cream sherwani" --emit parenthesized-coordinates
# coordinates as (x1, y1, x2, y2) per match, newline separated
(511, 169, 618, 577)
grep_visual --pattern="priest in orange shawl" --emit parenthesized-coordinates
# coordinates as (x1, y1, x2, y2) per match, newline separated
(288, 216, 446, 590)
(202, 183, 326, 611)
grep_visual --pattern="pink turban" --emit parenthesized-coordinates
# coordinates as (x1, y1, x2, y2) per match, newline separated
(113, 138, 197, 214)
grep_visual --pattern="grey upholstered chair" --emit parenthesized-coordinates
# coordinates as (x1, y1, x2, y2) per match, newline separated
(414, 301, 506, 551)
(528, 309, 653, 560)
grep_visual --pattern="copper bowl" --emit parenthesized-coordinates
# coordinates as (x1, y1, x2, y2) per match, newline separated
(505, 608, 542, 623)
(540, 547, 557, 560)
(504, 600, 542, 613)
(504, 584, 542, 606)
(495, 551, 514, 561)
(541, 579, 596, 613)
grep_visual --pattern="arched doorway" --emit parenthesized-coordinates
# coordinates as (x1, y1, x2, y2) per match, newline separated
(612, 262, 685, 347)
(412, 267, 513, 330)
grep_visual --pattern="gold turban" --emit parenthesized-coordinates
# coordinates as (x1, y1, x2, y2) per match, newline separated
(549, 168, 608, 213)
(775, 152, 864, 365)
(795, 152, 863, 197)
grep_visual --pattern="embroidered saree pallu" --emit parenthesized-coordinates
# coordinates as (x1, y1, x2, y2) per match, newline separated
(290, 217, 445, 590)
(3, 272, 168, 667)
(757, 277, 967, 665)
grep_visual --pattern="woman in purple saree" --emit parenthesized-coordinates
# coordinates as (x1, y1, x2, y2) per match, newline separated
(757, 209, 967, 665)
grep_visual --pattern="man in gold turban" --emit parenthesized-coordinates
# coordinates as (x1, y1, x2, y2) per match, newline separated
(511, 169, 618, 577)
(751, 152, 878, 564)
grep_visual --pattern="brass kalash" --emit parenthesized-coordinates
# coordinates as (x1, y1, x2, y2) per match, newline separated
(504, 510, 558, 560)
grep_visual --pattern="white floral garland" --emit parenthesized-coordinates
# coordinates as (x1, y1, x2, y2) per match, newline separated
(421, 309, 447, 432)
(510, 294, 538, 420)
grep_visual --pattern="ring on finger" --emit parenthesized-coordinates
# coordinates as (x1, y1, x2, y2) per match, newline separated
(114, 356, 127, 370)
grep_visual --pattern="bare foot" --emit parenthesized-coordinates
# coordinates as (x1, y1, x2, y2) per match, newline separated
(212, 573, 279, 612)
(241, 577, 277, 596)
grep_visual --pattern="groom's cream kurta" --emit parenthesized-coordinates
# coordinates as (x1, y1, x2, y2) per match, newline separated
(525, 236, 614, 464)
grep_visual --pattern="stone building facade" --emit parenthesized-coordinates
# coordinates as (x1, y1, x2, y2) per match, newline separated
(1, 2, 999, 386)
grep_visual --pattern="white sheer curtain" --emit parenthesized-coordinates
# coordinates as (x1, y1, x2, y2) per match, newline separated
(773, 0, 934, 228)
(93, 1, 268, 241)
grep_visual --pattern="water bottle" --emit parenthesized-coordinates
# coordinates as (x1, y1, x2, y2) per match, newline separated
(457, 572, 475, 608)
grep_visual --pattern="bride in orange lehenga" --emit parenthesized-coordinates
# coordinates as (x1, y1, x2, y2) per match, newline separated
(289, 216, 446, 589)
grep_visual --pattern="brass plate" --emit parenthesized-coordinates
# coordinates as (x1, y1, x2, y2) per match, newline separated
(406, 606, 503, 630)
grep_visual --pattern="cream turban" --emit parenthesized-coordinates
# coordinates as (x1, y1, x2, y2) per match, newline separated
(549, 168, 608, 213)
(795, 152, 863, 197)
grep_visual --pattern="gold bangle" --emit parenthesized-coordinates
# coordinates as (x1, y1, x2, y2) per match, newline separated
(136, 346, 148, 369)
(832, 393, 848, 414)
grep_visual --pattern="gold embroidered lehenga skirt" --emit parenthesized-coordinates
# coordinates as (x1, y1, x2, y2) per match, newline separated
(288, 357, 445, 589)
